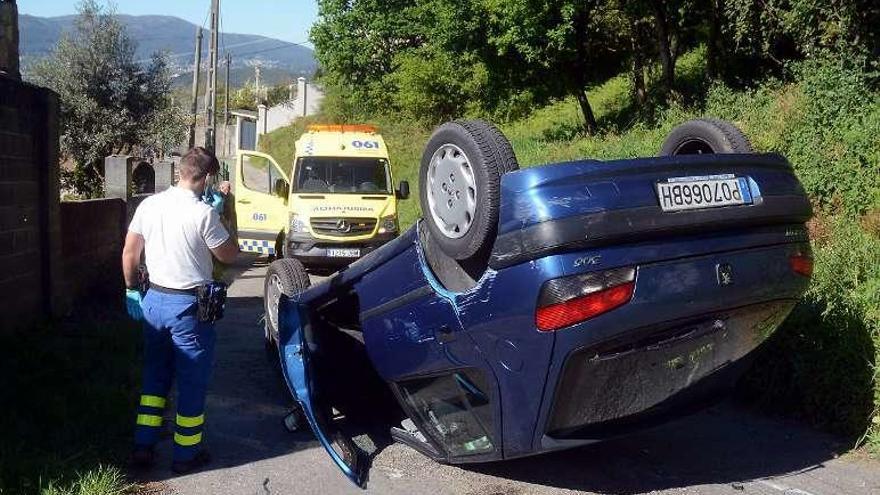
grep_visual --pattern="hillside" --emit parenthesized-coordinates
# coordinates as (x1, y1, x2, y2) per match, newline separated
(19, 14, 317, 86)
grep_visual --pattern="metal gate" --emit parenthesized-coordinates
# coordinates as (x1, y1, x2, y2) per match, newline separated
(239, 119, 257, 151)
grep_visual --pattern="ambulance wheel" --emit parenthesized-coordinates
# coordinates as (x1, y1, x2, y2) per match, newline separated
(419, 120, 519, 261)
(660, 119, 753, 155)
(264, 258, 311, 354)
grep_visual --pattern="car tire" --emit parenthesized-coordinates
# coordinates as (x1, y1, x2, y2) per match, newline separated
(264, 258, 311, 352)
(660, 118, 753, 155)
(419, 120, 519, 261)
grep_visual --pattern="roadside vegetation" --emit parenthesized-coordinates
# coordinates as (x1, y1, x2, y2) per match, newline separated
(27, 0, 186, 199)
(0, 314, 141, 495)
(262, 0, 880, 452)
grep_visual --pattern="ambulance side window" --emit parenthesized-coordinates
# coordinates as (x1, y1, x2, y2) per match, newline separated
(242, 155, 272, 194)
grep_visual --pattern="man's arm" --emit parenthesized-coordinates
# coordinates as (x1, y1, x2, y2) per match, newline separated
(122, 231, 145, 288)
(210, 238, 239, 264)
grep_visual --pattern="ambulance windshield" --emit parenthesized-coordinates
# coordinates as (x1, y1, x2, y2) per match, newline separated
(294, 157, 391, 194)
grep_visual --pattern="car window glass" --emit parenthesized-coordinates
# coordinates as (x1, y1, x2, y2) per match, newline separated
(242, 154, 285, 196)
(242, 154, 271, 194)
(397, 370, 495, 458)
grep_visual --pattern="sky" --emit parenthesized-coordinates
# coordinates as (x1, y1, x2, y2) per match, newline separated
(19, 0, 318, 46)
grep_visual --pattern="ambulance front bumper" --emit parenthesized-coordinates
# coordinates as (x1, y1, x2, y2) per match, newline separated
(286, 232, 397, 266)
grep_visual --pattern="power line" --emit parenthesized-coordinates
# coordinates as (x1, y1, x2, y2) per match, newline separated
(231, 40, 311, 58)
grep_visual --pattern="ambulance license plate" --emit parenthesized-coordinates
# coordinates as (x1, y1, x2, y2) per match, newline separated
(656, 175, 752, 212)
(327, 248, 361, 258)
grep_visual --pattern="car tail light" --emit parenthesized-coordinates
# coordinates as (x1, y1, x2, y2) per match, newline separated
(536, 267, 636, 332)
(789, 253, 813, 277)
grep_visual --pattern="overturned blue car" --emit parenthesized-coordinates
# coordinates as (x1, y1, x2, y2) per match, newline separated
(261, 119, 813, 487)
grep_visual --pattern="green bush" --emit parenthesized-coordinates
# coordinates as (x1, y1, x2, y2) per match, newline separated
(784, 59, 880, 215)
(386, 47, 488, 125)
(739, 219, 880, 443)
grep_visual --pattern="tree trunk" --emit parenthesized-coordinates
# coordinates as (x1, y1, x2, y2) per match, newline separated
(650, 0, 675, 91)
(630, 22, 647, 106)
(571, 2, 598, 134)
(575, 91, 598, 134)
(706, 0, 724, 79)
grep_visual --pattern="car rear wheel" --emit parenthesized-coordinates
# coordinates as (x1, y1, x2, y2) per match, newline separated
(660, 118, 753, 155)
(264, 258, 311, 354)
(419, 120, 519, 261)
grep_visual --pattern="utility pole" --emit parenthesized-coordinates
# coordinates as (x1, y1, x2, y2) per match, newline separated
(223, 52, 230, 157)
(187, 27, 203, 150)
(204, 0, 220, 152)
(224, 53, 231, 126)
(254, 64, 262, 105)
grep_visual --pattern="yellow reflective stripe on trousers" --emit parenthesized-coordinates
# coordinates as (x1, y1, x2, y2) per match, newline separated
(174, 432, 203, 446)
(140, 395, 166, 408)
(136, 414, 163, 427)
(176, 414, 205, 428)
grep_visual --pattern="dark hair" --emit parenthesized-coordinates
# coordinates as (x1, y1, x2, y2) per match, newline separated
(179, 147, 220, 180)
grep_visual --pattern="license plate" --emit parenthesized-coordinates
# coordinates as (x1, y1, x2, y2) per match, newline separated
(656, 174, 752, 212)
(327, 248, 361, 258)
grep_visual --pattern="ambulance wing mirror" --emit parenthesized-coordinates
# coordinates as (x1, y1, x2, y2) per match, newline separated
(274, 178, 289, 199)
(396, 180, 410, 200)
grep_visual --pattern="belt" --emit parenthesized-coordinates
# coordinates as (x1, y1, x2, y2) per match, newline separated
(150, 284, 198, 295)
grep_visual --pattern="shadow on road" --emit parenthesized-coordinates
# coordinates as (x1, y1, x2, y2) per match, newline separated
(463, 400, 847, 493)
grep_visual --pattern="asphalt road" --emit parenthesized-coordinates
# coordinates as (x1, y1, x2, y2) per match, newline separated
(136, 255, 880, 495)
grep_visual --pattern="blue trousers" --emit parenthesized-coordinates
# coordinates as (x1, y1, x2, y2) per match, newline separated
(134, 289, 216, 462)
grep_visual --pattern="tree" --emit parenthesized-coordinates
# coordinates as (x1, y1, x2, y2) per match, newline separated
(721, 0, 880, 78)
(482, 0, 627, 133)
(310, 0, 423, 115)
(29, 1, 186, 198)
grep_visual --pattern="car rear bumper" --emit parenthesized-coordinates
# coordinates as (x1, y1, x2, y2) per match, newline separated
(541, 301, 793, 443)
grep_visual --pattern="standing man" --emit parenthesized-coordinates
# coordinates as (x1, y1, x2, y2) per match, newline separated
(122, 147, 238, 473)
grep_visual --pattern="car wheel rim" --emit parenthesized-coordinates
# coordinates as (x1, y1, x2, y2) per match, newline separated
(266, 273, 283, 336)
(427, 144, 477, 239)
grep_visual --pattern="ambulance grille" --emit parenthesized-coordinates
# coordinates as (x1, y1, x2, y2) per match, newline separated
(311, 217, 376, 237)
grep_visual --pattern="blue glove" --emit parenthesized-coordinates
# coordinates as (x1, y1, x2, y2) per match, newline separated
(125, 289, 144, 321)
(210, 191, 225, 215)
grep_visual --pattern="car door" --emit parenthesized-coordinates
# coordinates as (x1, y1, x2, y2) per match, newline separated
(234, 151, 289, 255)
(276, 296, 369, 488)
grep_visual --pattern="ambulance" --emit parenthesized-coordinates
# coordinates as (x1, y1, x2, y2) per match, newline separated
(233, 124, 410, 267)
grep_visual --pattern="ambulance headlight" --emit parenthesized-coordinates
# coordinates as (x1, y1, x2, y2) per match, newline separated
(290, 214, 309, 233)
(378, 215, 398, 234)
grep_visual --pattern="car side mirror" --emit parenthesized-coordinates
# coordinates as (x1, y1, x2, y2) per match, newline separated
(397, 180, 410, 200)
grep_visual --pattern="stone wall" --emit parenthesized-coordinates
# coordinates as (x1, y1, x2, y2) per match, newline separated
(0, 74, 62, 328)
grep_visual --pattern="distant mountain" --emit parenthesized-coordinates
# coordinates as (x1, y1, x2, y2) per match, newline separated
(19, 14, 318, 87)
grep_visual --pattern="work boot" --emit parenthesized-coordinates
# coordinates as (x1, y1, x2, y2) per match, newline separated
(171, 450, 211, 475)
(129, 445, 156, 469)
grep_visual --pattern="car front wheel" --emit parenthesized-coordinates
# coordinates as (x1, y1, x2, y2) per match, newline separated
(264, 258, 311, 356)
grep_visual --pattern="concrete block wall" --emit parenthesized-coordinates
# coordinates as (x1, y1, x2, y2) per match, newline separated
(59, 199, 126, 306)
(0, 74, 62, 328)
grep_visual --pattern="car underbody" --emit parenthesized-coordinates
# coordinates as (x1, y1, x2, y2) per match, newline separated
(261, 119, 812, 488)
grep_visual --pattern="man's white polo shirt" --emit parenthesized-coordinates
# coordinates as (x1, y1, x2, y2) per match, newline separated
(129, 186, 230, 290)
